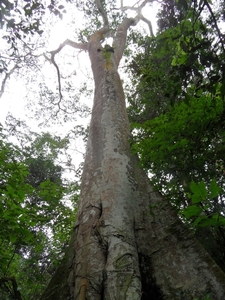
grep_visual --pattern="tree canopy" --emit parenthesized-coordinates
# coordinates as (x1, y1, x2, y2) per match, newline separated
(0, 118, 79, 299)
(128, 0, 225, 270)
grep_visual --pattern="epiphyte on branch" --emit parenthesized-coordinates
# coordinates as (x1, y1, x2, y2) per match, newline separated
(104, 44, 114, 53)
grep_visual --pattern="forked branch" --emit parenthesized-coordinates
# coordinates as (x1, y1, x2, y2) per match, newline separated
(120, 0, 154, 36)
(43, 39, 88, 109)
(41, 0, 153, 104)
(140, 14, 154, 36)
(113, 0, 153, 66)
(121, 0, 152, 12)
(87, 0, 110, 43)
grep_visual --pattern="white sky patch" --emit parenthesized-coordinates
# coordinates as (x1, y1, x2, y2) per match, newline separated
(0, 76, 28, 123)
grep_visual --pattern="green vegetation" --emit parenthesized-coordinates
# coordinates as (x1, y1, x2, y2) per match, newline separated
(1, 0, 225, 298)
(128, 0, 225, 270)
(0, 120, 79, 299)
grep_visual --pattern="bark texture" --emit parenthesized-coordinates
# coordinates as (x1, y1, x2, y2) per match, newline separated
(40, 11, 225, 300)
(133, 164, 225, 299)
(71, 31, 142, 299)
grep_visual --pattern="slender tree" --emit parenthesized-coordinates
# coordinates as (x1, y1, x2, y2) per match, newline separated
(37, 1, 225, 299)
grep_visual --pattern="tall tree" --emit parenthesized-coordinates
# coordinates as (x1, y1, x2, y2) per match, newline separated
(36, 1, 225, 299)
(1, 0, 225, 299)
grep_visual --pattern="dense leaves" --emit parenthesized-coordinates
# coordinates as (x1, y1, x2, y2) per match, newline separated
(129, 0, 225, 267)
(0, 122, 78, 299)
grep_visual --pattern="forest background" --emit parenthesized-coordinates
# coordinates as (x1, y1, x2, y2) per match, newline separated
(1, 0, 225, 299)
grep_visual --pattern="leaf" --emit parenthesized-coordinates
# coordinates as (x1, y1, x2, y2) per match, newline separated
(193, 215, 207, 226)
(218, 216, 225, 226)
(183, 205, 202, 219)
(7, 18, 15, 28)
(9, 234, 17, 243)
(191, 194, 202, 204)
(209, 179, 221, 199)
(190, 181, 207, 203)
(193, 213, 224, 228)
(220, 79, 225, 96)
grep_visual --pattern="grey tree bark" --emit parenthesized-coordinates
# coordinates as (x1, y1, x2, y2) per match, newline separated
(40, 1, 225, 299)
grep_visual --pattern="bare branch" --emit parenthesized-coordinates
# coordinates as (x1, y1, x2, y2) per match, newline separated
(121, 0, 152, 12)
(113, 18, 136, 67)
(51, 53, 63, 103)
(95, 0, 109, 28)
(140, 14, 154, 36)
(42, 39, 88, 109)
(138, 0, 153, 10)
(0, 65, 18, 99)
(87, 0, 110, 44)
(43, 51, 63, 112)
(113, 0, 153, 66)
(50, 39, 88, 56)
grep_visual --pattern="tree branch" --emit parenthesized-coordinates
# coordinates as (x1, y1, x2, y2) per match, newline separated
(43, 39, 88, 110)
(121, 0, 152, 12)
(120, 0, 154, 35)
(113, 0, 153, 66)
(139, 14, 154, 36)
(51, 52, 63, 103)
(49, 39, 88, 56)
(113, 18, 136, 67)
(43, 52, 64, 114)
(204, 0, 225, 52)
(95, 0, 109, 28)
(87, 0, 110, 44)
(0, 65, 18, 99)
(0, 276, 22, 300)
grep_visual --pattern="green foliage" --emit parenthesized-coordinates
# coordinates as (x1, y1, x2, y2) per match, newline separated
(0, 121, 79, 299)
(189, 181, 207, 204)
(182, 179, 225, 228)
(128, 0, 225, 268)
(132, 93, 225, 194)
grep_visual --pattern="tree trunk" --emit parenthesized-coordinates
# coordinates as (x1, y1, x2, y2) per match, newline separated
(40, 25, 225, 300)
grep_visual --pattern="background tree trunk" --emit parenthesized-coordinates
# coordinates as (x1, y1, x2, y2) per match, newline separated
(40, 27, 225, 300)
